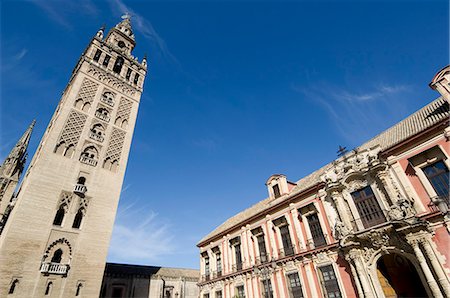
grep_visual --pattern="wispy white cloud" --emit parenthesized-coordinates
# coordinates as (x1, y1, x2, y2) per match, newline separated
(108, 0, 179, 65)
(108, 200, 175, 264)
(293, 83, 413, 142)
(14, 49, 28, 61)
(31, 0, 98, 29)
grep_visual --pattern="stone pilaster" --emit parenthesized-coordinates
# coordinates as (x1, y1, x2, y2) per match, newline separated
(408, 238, 443, 298)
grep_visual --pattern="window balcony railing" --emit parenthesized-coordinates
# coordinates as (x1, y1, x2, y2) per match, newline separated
(95, 111, 110, 122)
(79, 155, 98, 166)
(278, 245, 295, 258)
(73, 184, 87, 197)
(40, 262, 69, 275)
(101, 96, 115, 107)
(89, 131, 104, 142)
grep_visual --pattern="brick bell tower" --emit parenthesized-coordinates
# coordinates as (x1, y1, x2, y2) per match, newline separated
(0, 15, 147, 297)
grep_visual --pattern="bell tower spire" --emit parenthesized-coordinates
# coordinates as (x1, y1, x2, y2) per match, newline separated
(0, 120, 35, 218)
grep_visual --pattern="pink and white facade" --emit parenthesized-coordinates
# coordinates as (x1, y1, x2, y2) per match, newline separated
(197, 66, 450, 298)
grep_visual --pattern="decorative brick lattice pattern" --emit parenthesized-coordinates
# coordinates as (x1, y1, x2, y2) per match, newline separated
(116, 98, 133, 122)
(59, 191, 73, 207)
(76, 78, 99, 104)
(105, 128, 126, 162)
(79, 197, 89, 210)
(58, 111, 87, 146)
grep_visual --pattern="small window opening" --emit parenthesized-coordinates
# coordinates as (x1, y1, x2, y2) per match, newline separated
(93, 49, 102, 62)
(51, 249, 63, 263)
(53, 206, 65, 226)
(76, 283, 83, 296)
(113, 57, 124, 74)
(133, 73, 140, 85)
(45, 282, 53, 295)
(273, 184, 281, 198)
(103, 55, 111, 67)
(126, 68, 132, 80)
(77, 177, 86, 185)
(72, 209, 84, 229)
(9, 279, 19, 294)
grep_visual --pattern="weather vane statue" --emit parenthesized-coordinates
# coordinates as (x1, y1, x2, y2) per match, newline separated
(121, 12, 131, 20)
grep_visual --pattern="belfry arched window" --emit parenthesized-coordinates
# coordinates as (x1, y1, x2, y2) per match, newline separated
(76, 283, 83, 296)
(113, 57, 125, 74)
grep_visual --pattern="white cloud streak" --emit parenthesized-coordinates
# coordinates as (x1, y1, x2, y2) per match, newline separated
(293, 83, 412, 142)
(108, 201, 175, 264)
(108, 0, 179, 65)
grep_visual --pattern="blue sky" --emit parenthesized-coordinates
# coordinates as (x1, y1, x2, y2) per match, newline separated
(0, 0, 448, 269)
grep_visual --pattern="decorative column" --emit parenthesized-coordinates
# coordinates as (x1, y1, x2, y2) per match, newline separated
(420, 239, 450, 296)
(330, 190, 352, 230)
(375, 169, 400, 206)
(346, 250, 374, 298)
(409, 239, 443, 298)
(348, 260, 364, 298)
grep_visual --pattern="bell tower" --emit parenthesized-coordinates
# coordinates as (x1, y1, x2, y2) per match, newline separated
(0, 16, 147, 297)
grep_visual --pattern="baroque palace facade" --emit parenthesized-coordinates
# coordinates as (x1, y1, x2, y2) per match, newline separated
(197, 66, 450, 298)
(0, 17, 147, 297)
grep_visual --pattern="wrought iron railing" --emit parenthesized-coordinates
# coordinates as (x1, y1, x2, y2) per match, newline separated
(40, 262, 69, 275)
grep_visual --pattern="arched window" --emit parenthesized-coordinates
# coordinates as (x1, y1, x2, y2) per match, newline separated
(90, 123, 105, 142)
(9, 279, 19, 294)
(77, 177, 86, 185)
(53, 206, 66, 226)
(76, 283, 83, 296)
(51, 249, 63, 263)
(55, 141, 66, 155)
(75, 99, 83, 109)
(64, 144, 75, 158)
(82, 102, 91, 112)
(95, 107, 110, 122)
(101, 91, 115, 106)
(114, 116, 122, 126)
(81, 146, 98, 160)
(103, 157, 112, 170)
(113, 57, 124, 74)
(72, 209, 84, 229)
(45, 282, 53, 295)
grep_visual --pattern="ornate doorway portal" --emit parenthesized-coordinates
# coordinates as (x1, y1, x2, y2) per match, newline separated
(376, 253, 428, 297)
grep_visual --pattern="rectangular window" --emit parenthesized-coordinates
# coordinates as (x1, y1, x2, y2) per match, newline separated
(280, 225, 294, 256)
(307, 213, 326, 248)
(103, 55, 111, 67)
(319, 265, 342, 298)
(215, 290, 222, 298)
(262, 279, 273, 298)
(93, 49, 102, 62)
(257, 234, 268, 262)
(351, 186, 386, 229)
(287, 273, 304, 298)
(205, 257, 210, 280)
(236, 285, 245, 298)
(203, 294, 210, 298)
(235, 244, 243, 270)
(273, 184, 281, 198)
(216, 253, 222, 276)
(423, 161, 449, 198)
(126, 68, 132, 80)
(134, 73, 140, 84)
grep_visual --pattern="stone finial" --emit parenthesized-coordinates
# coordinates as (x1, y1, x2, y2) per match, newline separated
(96, 25, 105, 39)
